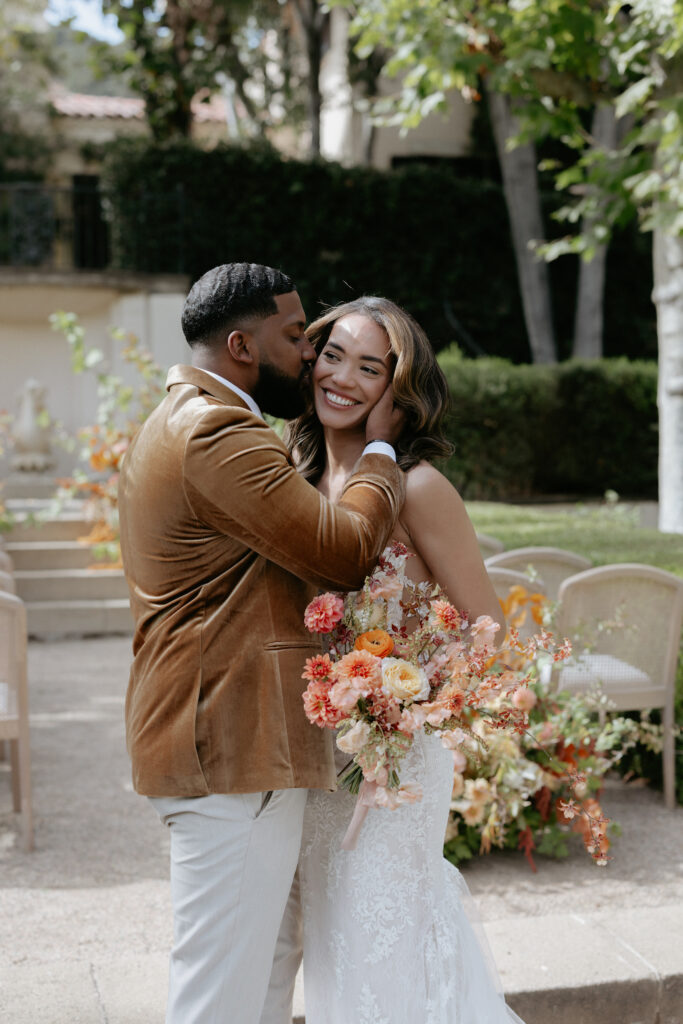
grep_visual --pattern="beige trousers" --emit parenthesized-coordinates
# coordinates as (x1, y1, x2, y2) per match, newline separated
(152, 789, 307, 1024)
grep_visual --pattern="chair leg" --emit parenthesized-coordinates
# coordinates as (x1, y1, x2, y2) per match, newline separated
(17, 725, 33, 852)
(9, 734, 33, 851)
(9, 738, 21, 812)
(663, 704, 676, 811)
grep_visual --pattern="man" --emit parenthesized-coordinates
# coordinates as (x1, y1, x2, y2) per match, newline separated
(118, 263, 404, 1024)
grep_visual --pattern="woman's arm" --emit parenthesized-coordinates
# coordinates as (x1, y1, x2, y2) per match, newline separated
(401, 463, 505, 639)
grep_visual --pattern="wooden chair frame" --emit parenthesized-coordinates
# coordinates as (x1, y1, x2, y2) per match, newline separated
(0, 591, 33, 850)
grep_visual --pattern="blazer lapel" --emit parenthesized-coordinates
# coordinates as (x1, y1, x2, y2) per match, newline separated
(165, 364, 251, 412)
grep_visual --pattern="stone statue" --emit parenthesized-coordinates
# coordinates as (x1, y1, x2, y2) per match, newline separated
(11, 379, 56, 473)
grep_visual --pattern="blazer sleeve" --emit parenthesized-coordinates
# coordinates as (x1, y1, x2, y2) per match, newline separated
(181, 404, 405, 591)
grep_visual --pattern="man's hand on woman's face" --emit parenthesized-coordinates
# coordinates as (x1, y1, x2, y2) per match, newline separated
(365, 384, 405, 447)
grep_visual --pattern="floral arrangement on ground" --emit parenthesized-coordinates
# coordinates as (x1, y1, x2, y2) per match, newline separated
(444, 587, 667, 870)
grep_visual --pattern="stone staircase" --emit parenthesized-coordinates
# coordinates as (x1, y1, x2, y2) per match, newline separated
(3, 498, 133, 639)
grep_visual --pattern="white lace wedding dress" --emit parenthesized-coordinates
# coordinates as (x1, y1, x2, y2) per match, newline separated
(299, 555, 525, 1024)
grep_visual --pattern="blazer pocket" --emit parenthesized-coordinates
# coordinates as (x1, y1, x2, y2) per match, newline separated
(264, 640, 321, 651)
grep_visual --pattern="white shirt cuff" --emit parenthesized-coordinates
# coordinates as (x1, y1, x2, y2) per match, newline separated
(362, 441, 397, 462)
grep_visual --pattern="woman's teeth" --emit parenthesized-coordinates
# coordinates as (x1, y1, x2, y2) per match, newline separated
(325, 390, 357, 407)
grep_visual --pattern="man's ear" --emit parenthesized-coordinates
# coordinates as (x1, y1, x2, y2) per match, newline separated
(226, 329, 255, 365)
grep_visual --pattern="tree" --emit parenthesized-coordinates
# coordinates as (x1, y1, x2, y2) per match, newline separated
(0, 1, 54, 180)
(96, 0, 248, 139)
(485, 89, 557, 363)
(349, 0, 565, 363)
(289, 0, 328, 155)
(96, 0, 309, 143)
(504, 0, 683, 532)
(352, 0, 683, 531)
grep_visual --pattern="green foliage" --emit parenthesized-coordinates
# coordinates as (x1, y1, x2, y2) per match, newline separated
(0, 3, 55, 181)
(95, 0, 305, 142)
(350, 0, 683, 248)
(100, 137, 656, 361)
(439, 354, 658, 499)
(48, 312, 166, 562)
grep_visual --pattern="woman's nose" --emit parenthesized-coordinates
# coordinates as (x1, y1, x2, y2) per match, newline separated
(330, 362, 355, 387)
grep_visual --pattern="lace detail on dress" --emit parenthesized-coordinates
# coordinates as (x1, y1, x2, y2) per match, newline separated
(299, 548, 525, 1024)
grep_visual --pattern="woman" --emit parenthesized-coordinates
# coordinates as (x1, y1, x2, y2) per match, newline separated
(287, 297, 524, 1023)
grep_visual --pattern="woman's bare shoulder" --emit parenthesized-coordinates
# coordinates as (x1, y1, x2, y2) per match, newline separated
(404, 461, 463, 500)
(403, 462, 466, 524)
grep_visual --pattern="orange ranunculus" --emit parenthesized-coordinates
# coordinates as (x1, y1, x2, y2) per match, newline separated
(354, 629, 394, 658)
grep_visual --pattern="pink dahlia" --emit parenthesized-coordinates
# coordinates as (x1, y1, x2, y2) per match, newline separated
(304, 593, 345, 633)
(302, 653, 334, 684)
(329, 649, 383, 711)
(333, 648, 382, 690)
(303, 680, 343, 728)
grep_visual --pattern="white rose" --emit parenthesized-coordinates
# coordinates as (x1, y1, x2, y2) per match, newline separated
(381, 658, 430, 702)
(336, 720, 371, 754)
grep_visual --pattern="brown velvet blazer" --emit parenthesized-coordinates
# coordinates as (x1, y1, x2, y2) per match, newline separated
(118, 365, 405, 797)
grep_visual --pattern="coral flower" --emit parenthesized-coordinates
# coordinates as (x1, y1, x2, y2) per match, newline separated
(329, 649, 383, 710)
(302, 653, 334, 684)
(304, 593, 345, 633)
(302, 680, 343, 727)
(333, 648, 383, 687)
(354, 629, 394, 657)
(431, 599, 461, 631)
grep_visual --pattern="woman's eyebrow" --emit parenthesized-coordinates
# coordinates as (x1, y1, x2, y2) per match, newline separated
(325, 341, 389, 365)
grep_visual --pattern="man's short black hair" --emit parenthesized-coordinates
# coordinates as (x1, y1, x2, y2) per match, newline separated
(181, 262, 296, 347)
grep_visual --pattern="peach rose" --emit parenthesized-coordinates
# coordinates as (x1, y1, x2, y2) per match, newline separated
(336, 720, 371, 754)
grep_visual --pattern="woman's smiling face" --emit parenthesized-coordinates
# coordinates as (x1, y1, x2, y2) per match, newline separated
(312, 313, 394, 431)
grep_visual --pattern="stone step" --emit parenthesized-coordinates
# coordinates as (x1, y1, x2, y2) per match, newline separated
(5, 515, 93, 543)
(1, 475, 64, 501)
(26, 599, 133, 638)
(5, 496, 84, 514)
(14, 568, 129, 603)
(4, 540, 105, 571)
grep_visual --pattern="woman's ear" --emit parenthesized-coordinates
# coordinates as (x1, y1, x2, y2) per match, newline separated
(226, 329, 255, 365)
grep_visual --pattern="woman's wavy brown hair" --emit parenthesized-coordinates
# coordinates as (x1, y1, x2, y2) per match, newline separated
(285, 296, 453, 481)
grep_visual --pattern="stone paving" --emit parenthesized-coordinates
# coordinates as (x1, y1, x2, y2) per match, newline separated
(1, 636, 682, 1024)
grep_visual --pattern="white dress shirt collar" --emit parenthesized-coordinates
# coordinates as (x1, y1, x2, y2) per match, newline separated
(201, 369, 263, 420)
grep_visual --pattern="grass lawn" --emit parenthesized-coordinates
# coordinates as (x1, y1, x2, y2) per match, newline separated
(466, 500, 683, 578)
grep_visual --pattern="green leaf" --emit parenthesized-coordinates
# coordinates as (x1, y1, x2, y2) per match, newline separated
(615, 76, 656, 118)
(84, 348, 104, 369)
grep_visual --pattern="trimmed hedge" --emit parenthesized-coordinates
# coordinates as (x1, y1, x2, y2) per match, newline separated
(439, 355, 658, 500)
(101, 138, 656, 363)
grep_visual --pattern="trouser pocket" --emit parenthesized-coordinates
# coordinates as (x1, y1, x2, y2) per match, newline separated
(241, 790, 275, 820)
(256, 790, 274, 818)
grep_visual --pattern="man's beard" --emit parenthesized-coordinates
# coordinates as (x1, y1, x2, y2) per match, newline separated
(252, 359, 311, 420)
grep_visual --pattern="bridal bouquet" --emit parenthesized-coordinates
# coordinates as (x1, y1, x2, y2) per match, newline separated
(301, 542, 572, 848)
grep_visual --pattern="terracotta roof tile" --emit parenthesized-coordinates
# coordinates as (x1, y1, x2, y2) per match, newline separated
(50, 90, 227, 123)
